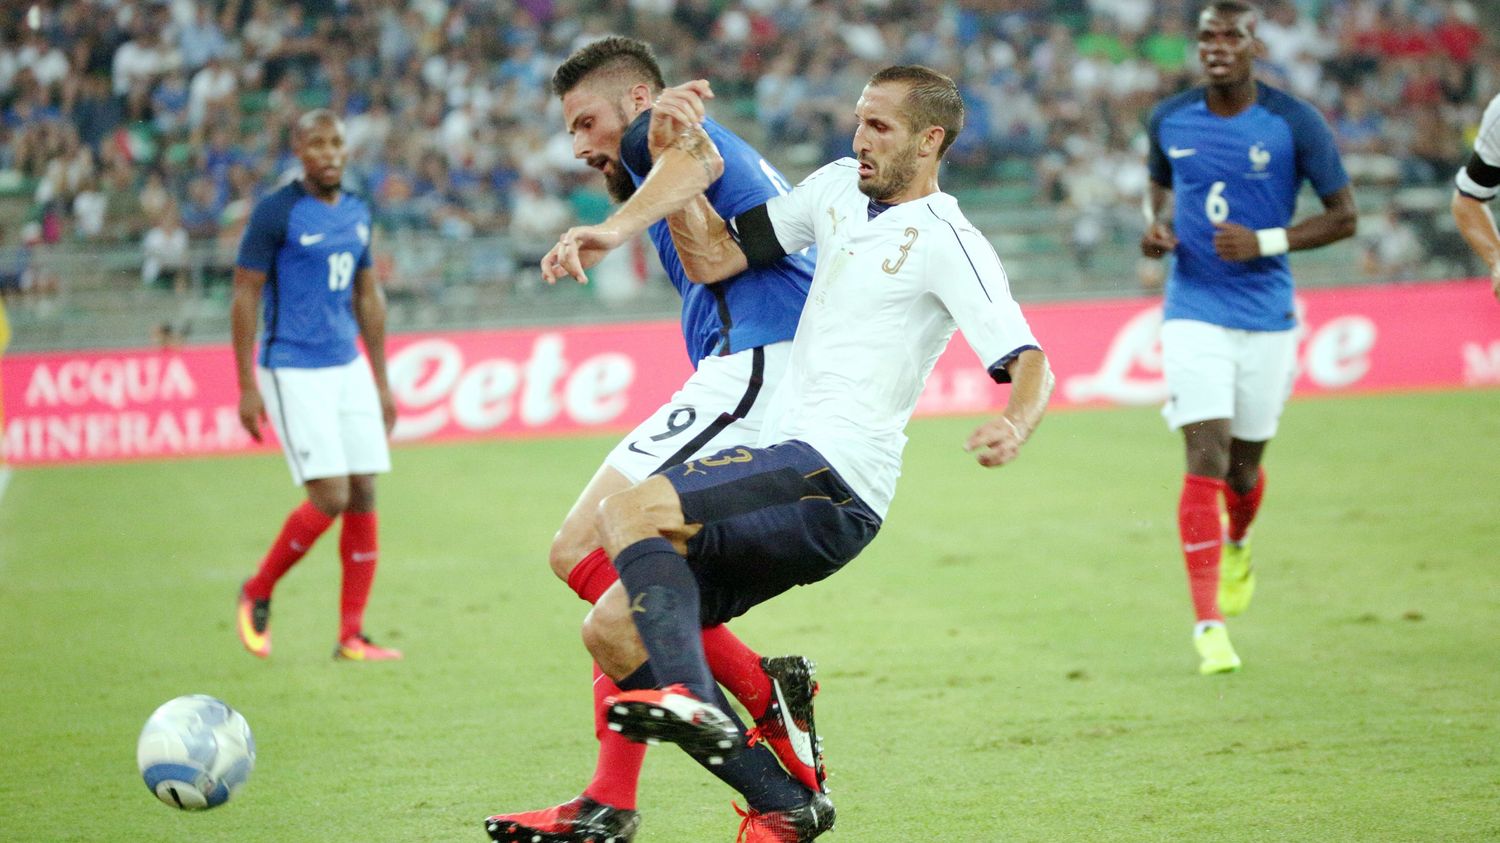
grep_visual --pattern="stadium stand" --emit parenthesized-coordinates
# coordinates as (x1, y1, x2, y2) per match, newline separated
(0, 0, 1494, 350)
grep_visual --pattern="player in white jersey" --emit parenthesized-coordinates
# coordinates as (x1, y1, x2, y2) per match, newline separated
(538, 66, 1052, 839)
(1452, 92, 1500, 302)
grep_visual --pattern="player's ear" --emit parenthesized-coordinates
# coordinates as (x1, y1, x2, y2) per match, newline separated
(921, 126, 944, 158)
(629, 83, 654, 113)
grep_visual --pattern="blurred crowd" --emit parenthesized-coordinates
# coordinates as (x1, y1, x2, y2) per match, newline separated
(0, 0, 1493, 298)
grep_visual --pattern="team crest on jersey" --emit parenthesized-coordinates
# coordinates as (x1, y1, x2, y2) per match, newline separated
(1248, 142, 1271, 172)
(356, 223, 370, 245)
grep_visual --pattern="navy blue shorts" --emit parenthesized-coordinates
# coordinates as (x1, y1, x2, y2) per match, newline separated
(659, 439, 882, 626)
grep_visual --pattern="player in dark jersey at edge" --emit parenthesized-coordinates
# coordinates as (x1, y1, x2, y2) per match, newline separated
(231, 110, 402, 662)
(1140, 0, 1356, 674)
(484, 37, 823, 843)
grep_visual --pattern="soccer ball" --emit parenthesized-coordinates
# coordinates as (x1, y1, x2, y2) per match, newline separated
(136, 694, 256, 810)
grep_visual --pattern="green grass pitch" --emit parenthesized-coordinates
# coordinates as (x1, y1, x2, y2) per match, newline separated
(1, 389, 1497, 842)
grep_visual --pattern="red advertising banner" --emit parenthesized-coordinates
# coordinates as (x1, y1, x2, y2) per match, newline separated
(3, 280, 1497, 466)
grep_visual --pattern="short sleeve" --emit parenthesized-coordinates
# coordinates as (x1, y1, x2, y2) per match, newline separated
(1290, 101, 1350, 198)
(1456, 94, 1500, 201)
(356, 214, 373, 270)
(757, 159, 857, 255)
(1146, 104, 1173, 187)
(927, 216, 1040, 383)
(236, 196, 285, 272)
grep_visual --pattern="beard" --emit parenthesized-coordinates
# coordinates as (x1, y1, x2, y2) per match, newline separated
(603, 100, 638, 202)
(604, 160, 636, 202)
(856, 140, 921, 202)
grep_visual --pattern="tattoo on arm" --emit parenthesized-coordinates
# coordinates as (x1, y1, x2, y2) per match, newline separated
(671, 127, 717, 185)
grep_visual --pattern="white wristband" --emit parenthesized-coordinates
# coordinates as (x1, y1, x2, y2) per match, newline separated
(1255, 227, 1290, 257)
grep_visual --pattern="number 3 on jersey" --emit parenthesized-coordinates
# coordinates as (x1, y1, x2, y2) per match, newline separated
(1205, 181, 1230, 224)
(327, 251, 355, 291)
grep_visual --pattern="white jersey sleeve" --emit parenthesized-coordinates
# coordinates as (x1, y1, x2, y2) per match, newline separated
(926, 212, 1040, 381)
(762, 158, 861, 254)
(1457, 93, 1500, 201)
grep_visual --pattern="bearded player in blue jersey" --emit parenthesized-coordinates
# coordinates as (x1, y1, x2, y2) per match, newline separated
(1141, 0, 1356, 675)
(484, 38, 822, 843)
(231, 110, 402, 663)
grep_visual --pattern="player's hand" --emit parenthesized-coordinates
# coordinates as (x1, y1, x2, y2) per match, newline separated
(649, 80, 715, 157)
(964, 415, 1029, 468)
(1140, 222, 1177, 258)
(238, 388, 267, 442)
(1490, 265, 1500, 302)
(540, 225, 622, 285)
(1212, 221, 1261, 262)
(377, 385, 396, 435)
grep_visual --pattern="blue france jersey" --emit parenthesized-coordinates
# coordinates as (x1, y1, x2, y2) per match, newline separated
(620, 113, 813, 367)
(236, 181, 373, 368)
(1148, 82, 1348, 331)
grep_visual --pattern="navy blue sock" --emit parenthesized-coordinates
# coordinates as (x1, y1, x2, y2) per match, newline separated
(612, 537, 714, 702)
(614, 661, 657, 691)
(702, 682, 810, 812)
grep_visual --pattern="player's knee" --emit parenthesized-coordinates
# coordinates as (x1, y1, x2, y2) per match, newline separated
(580, 592, 633, 662)
(548, 516, 598, 581)
(595, 485, 653, 557)
(305, 479, 350, 516)
(346, 476, 376, 512)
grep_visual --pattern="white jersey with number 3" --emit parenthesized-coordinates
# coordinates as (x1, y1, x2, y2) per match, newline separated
(751, 158, 1040, 518)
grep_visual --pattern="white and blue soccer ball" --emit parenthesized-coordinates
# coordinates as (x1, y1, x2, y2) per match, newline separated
(137, 694, 255, 810)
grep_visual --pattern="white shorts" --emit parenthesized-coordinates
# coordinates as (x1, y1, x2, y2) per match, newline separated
(1160, 319, 1298, 441)
(604, 341, 791, 483)
(258, 358, 392, 486)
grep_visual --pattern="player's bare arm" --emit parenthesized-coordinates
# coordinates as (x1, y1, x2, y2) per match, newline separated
(648, 80, 714, 159)
(1141, 182, 1178, 258)
(645, 81, 739, 284)
(229, 266, 268, 441)
(542, 119, 725, 285)
(668, 196, 748, 283)
(1451, 191, 1500, 300)
(965, 349, 1054, 468)
(352, 266, 396, 434)
(1212, 185, 1357, 262)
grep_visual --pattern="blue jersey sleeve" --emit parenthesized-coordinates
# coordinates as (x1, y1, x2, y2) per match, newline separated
(356, 207, 372, 270)
(1146, 103, 1173, 187)
(620, 111, 654, 180)
(1286, 100, 1349, 198)
(236, 194, 288, 272)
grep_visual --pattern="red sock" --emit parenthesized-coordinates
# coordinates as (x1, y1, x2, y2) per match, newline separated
(566, 547, 618, 604)
(338, 510, 378, 641)
(1224, 468, 1266, 544)
(1179, 474, 1225, 623)
(583, 665, 645, 810)
(702, 624, 772, 720)
(244, 500, 334, 601)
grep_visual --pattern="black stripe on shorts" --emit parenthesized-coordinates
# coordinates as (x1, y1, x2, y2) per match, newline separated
(652, 345, 766, 473)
